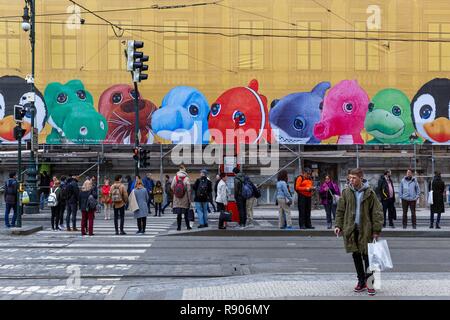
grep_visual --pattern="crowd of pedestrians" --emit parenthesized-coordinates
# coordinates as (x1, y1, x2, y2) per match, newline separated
(2, 166, 448, 235)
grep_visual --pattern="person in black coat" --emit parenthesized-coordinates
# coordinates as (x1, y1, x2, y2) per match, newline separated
(377, 170, 396, 228)
(65, 175, 80, 231)
(429, 171, 446, 229)
(192, 169, 213, 228)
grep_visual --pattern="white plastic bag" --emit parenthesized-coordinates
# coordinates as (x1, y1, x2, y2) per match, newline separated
(368, 239, 393, 271)
(427, 191, 434, 205)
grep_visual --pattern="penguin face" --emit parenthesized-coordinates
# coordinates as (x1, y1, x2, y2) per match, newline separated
(0, 76, 47, 143)
(411, 78, 450, 144)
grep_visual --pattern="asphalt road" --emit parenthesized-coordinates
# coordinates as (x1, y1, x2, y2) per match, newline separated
(0, 214, 449, 299)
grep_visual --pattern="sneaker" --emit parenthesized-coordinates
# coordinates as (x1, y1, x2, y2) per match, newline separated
(59, 224, 64, 230)
(120, 231, 127, 235)
(198, 225, 205, 229)
(436, 224, 441, 229)
(279, 226, 286, 230)
(72, 228, 79, 232)
(115, 231, 119, 235)
(136, 231, 142, 234)
(306, 226, 315, 229)
(412, 225, 417, 229)
(354, 282, 367, 293)
(367, 287, 376, 296)
(285, 226, 294, 230)
(187, 227, 192, 230)
(177, 227, 181, 231)
(66, 227, 72, 232)
(429, 224, 434, 229)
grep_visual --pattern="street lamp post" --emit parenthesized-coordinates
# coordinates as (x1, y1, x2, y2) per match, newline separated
(22, 0, 39, 215)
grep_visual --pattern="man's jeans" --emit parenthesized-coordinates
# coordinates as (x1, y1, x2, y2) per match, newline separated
(4, 203, 17, 227)
(195, 202, 209, 226)
(66, 203, 78, 229)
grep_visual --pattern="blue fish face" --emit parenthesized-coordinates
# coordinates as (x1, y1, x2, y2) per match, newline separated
(269, 82, 330, 144)
(151, 86, 210, 144)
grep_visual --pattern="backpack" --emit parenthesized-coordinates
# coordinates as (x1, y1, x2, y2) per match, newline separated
(47, 188, 59, 207)
(60, 183, 68, 202)
(173, 176, 186, 199)
(251, 181, 261, 199)
(87, 192, 98, 210)
(242, 176, 254, 199)
(196, 178, 209, 199)
(111, 185, 122, 203)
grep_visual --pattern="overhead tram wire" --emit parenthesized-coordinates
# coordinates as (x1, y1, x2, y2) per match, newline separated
(67, 0, 237, 74)
(3, 19, 450, 43)
(0, 1, 223, 20)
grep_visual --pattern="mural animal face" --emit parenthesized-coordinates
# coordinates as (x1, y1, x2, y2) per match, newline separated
(411, 78, 450, 144)
(99, 84, 157, 144)
(0, 76, 47, 143)
(365, 89, 415, 144)
(270, 82, 330, 144)
(44, 80, 107, 144)
(151, 86, 210, 144)
(209, 79, 272, 144)
(314, 80, 369, 142)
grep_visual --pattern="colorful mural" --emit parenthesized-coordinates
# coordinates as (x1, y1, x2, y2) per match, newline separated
(0, 76, 449, 145)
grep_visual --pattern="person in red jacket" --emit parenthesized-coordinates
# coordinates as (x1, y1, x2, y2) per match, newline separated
(295, 167, 316, 229)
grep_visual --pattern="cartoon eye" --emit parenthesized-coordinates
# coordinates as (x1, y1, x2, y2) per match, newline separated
(232, 111, 246, 126)
(211, 103, 221, 117)
(56, 93, 68, 104)
(368, 103, 374, 112)
(319, 101, 323, 111)
(189, 104, 199, 117)
(342, 102, 353, 114)
(79, 126, 88, 136)
(100, 121, 105, 130)
(76, 90, 86, 101)
(420, 105, 433, 120)
(392, 105, 402, 117)
(130, 90, 139, 99)
(112, 93, 123, 104)
(293, 116, 305, 131)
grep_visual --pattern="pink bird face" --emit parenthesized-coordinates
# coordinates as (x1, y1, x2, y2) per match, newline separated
(314, 80, 369, 140)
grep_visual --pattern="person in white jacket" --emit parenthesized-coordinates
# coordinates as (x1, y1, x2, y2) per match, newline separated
(216, 173, 229, 229)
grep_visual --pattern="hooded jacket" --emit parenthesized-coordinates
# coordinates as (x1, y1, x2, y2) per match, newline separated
(399, 176, 420, 201)
(234, 172, 246, 200)
(336, 180, 383, 255)
(4, 178, 18, 205)
(171, 170, 192, 209)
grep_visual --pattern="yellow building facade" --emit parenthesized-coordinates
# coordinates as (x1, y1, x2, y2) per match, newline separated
(1, 0, 450, 143)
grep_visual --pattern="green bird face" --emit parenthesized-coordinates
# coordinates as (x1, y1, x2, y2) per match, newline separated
(365, 89, 415, 144)
(44, 80, 108, 144)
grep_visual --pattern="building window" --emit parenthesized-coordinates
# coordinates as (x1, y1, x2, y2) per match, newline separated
(238, 21, 264, 70)
(428, 23, 450, 71)
(163, 21, 189, 70)
(0, 21, 20, 69)
(107, 21, 131, 70)
(354, 21, 379, 71)
(296, 21, 322, 70)
(50, 22, 77, 69)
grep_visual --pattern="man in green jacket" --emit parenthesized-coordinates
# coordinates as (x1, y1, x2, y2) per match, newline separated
(335, 168, 383, 296)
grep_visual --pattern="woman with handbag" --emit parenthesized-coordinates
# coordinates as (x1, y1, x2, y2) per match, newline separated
(216, 173, 230, 229)
(319, 175, 341, 229)
(276, 170, 293, 230)
(79, 179, 97, 236)
(429, 171, 445, 229)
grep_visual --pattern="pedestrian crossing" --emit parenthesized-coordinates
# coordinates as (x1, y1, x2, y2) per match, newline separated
(0, 215, 177, 299)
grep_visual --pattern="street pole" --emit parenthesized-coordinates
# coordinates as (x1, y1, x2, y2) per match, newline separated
(413, 143, 417, 175)
(24, 0, 39, 215)
(16, 124, 23, 227)
(431, 145, 435, 175)
(133, 81, 140, 178)
(356, 144, 360, 168)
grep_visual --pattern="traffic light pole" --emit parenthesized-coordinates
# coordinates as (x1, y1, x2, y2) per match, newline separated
(24, 0, 39, 215)
(16, 124, 23, 228)
(133, 81, 140, 178)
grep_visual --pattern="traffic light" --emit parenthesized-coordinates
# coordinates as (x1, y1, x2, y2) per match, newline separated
(126, 40, 149, 83)
(140, 149, 150, 168)
(14, 125, 26, 141)
(132, 147, 140, 162)
(14, 105, 27, 123)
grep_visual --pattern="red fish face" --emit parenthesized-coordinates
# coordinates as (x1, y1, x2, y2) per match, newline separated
(99, 84, 157, 144)
(208, 79, 272, 144)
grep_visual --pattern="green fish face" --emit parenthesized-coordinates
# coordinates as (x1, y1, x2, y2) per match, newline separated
(44, 80, 107, 144)
(365, 89, 416, 144)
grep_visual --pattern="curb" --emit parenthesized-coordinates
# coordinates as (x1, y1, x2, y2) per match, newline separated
(167, 229, 450, 238)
